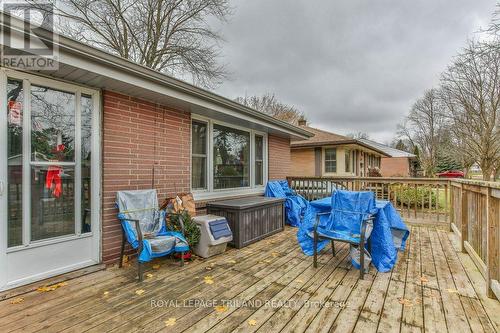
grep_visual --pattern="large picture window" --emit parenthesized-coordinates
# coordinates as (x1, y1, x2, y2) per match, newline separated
(213, 124, 250, 189)
(325, 148, 337, 173)
(191, 118, 267, 194)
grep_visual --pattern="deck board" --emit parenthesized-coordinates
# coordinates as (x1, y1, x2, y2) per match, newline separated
(0, 226, 498, 333)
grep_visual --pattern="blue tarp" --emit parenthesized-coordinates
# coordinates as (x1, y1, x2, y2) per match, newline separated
(265, 180, 309, 227)
(297, 191, 410, 272)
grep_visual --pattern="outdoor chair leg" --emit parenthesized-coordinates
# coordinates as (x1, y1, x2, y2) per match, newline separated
(118, 234, 125, 268)
(359, 245, 365, 280)
(181, 252, 185, 267)
(313, 230, 318, 268)
(331, 240, 336, 256)
(138, 261, 144, 282)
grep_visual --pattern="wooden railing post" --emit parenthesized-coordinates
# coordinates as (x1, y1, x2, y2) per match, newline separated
(461, 186, 468, 253)
(486, 187, 499, 298)
(449, 181, 454, 231)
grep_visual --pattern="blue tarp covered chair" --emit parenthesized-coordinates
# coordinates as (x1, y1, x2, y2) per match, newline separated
(264, 180, 309, 226)
(116, 189, 189, 281)
(313, 190, 377, 279)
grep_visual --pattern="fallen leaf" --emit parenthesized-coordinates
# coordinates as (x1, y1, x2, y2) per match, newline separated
(152, 264, 161, 270)
(146, 273, 154, 279)
(420, 276, 429, 283)
(103, 291, 110, 297)
(446, 288, 459, 294)
(204, 279, 214, 285)
(135, 289, 146, 295)
(215, 305, 228, 313)
(248, 319, 257, 326)
(10, 298, 24, 304)
(296, 279, 304, 283)
(271, 252, 279, 257)
(37, 282, 68, 292)
(227, 260, 237, 264)
(398, 298, 413, 307)
(164, 318, 176, 327)
(205, 267, 213, 271)
(122, 255, 129, 263)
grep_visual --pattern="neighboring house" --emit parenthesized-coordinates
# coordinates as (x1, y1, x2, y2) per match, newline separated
(358, 139, 418, 177)
(0, 13, 312, 290)
(290, 120, 389, 177)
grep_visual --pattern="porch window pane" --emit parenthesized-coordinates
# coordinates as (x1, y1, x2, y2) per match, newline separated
(7, 79, 23, 247)
(255, 135, 264, 186)
(192, 120, 207, 190)
(213, 124, 250, 189)
(325, 148, 337, 173)
(31, 166, 75, 241)
(31, 85, 75, 162)
(81, 94, 92, 233)
(345, 149, 351, 172)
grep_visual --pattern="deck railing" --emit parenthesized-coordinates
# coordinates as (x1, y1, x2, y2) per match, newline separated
(286, 176, 500, 299)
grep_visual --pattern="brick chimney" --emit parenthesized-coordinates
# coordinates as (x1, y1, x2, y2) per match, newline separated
(298, 117, 307, 126)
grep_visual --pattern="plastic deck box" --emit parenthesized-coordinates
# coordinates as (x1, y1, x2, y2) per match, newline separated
(207, 196, 285, 248)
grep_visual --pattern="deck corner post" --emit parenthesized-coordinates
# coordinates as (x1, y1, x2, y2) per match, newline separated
(461, 186, 468, 253)
(486, 186, 499, 298)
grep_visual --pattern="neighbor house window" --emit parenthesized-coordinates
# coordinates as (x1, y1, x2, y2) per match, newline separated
(345, 149, 352, 173)
(255, 135, 264, 186)
(325, 148, 337, 173)
(191, 120, 208, 190)
(191, 118, 267, 194)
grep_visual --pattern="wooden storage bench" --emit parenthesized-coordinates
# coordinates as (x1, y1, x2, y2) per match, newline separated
(207, 197, 285, 248)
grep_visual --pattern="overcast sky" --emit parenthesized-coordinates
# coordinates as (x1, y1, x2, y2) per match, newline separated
(213, 0, 496, 143)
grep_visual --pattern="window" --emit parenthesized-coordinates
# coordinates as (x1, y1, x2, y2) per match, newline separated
(191, 120, 208, 190)
(213, 124, 250, 190)
(324, 148, 337, 173)
(255, 135, 264, 186)
(191, 118, 267, 194)
(345, 149, 351, 173)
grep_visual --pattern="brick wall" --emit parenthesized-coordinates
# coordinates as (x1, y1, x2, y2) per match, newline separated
(290, 148, 315, 176)
(101, 91, 190, 263)
(381, 157, 410, 177)
(268, 135, 291, 180)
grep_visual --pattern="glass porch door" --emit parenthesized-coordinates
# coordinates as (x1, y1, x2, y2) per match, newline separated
(1, 70, 100, 290)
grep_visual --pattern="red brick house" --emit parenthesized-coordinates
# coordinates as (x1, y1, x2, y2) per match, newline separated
(358, 139, 418, 177)
(0, 14, 311, 290)
(290, 121, 389, 177)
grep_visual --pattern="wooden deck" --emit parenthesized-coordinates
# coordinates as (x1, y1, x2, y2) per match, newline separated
(0, 226, 498, 333)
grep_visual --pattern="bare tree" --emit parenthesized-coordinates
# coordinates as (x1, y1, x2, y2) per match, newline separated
(440, 40, 500, 181)
(346, 131, 369, 140)
(235, 93, 305, 125)
(30, 0, 231, 88)
(399, 88, 446, 177)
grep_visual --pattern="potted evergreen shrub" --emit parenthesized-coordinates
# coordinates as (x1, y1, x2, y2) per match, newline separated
(167, 209, 200, 260)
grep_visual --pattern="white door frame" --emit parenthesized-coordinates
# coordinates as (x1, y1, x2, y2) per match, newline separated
(0, 68, 101, 290)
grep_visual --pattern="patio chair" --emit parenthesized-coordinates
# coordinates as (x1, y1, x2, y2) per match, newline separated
(264, 180, 309, 226)
(313, 190, 376, 279)
(116, 189, 189, 281)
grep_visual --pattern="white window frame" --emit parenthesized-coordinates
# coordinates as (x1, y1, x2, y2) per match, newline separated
(191, 115, 268, 200)
(323, 147, 337, 174)
(0, 68, 101, 252)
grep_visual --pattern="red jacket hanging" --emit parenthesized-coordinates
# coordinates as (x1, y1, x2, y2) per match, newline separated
(44, 144, 66, 198)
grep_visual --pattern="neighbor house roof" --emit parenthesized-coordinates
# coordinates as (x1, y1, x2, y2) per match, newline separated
(0, 12, 313, 140)
(358, 139, 416, 158)
(291, 125, 391, 157)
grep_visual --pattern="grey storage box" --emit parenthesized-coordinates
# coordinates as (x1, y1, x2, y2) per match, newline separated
(207, 196, 285, 249)
(193, 215, 233, 258)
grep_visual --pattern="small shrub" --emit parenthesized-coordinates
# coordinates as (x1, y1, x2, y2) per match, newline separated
(167, 209, 201, 248)
(392, 185, 437, 208)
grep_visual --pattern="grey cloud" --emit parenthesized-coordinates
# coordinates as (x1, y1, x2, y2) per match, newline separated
(214, 0, 495, 142)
